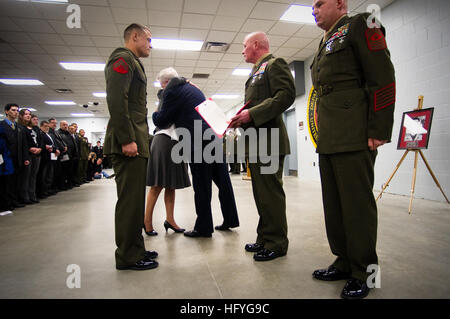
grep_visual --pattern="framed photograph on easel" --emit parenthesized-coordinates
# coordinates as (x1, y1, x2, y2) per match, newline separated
(397, 107, 434, 150)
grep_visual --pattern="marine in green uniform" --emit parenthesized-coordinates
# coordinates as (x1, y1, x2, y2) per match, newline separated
(310, 0, 395, 299)
(104, 23, 158, 271)
(229, 32, 295, 261)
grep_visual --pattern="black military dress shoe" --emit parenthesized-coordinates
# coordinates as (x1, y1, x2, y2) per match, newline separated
(184, 230, 212, 238)
(215, 224, 231, 231)
(312, 266, 351, 281)
(341, 278, 370, 299)
(245, 243, 264, 252)
(253, 248, 286, 261)
(145, 250, 158, 259)
(116, 258, 159, 271)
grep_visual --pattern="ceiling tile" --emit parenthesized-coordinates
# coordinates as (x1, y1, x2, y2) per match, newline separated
(109, 0, 147, 9)
(274, 47, 299, 58)
(181, 14, 214, 30)
(179, 28, 208, 41)
(267, 35, 289, 47)
(249, 2, 289, 20)
(79, 5, 115, 23)
(295, 25, 323, 38)
(14, 18, 56, 33)
(241, 19, 275, 33)
(48, 20, 88, 35)
(1, 1, 43, 19)
(184, 0, 221, 15)
(148, 11, 181, 28)
(91, 36, 123, 47)
(70, 46, 100, 56)
(147, 26, 180, 38)
(41, 45, 74, 55)
(84, 23, 120, 36)
(11, 43, 46, 55)
(0, 16, 22, 32)
(196, 60, 218, 68)
(283, 37, 315, 49)
(207, 30, 237, 43)
(146, 0, 183, 12)
(61, 34, 94, 46)
(268, 21, 303, 36)
(211, 16, 246, 32)
(111, 7, 148, 25)
(199, 52, 224, 61)
(217, 0, 257, 18)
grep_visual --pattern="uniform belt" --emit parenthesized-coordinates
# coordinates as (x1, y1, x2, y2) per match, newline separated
(317, 81, 361, 97)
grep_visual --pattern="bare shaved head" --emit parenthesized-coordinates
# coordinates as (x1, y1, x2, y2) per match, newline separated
(242, 31, 270, 64)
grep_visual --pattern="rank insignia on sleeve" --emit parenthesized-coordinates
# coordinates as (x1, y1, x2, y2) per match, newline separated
(113, 57, 129, 74)
(374, 82, 395, 112)
(365, 28, 387, 51)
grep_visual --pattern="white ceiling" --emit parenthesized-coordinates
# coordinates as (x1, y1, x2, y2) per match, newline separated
(0, 0, 395, 118)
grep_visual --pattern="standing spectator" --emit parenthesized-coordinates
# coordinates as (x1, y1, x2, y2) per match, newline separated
(93, 141, 103, 159)
(68, 124, 80, 187)
(37, 120, 58, 199)
(48, 118, 67, 192)
(78, 129, 90, 183)
(58, 121, 76, 189)
(0, 122, 14, 212)
(17, 109, 34, 204)
(23, 113, 42, 203)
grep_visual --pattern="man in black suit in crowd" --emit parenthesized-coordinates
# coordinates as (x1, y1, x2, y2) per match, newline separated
(0, 103, 30, 209)
(37, 120, 58, 198)
(48, 118, 67, 192)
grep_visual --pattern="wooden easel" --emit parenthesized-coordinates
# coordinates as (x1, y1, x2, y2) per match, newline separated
(376, 96, 450, 213)
(242, 158, 251, 180)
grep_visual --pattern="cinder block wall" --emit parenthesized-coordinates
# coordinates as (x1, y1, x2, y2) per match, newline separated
(295, 0, 450, 202)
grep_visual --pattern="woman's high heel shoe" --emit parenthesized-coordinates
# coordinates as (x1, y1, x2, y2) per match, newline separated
(164, 220, 185, 233)
(143, 225, 158, 236)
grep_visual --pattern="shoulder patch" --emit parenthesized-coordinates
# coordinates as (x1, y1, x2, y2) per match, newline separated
(113, 57, 129, 74)
(365, 28, 387, 51)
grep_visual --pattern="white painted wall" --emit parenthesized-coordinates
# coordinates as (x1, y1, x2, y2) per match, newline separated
(294, 0, 450, 202)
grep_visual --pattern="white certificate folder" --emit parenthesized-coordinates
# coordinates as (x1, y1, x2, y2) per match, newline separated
(195, 99, 249, 138)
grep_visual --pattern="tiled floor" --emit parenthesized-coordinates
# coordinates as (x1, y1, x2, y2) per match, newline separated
(0, 173, 449, 299)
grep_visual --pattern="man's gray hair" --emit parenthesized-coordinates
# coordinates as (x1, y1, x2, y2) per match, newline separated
(157, 67, 179, 84)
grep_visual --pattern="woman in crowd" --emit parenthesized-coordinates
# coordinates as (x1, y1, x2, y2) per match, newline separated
(143, 67, 191, 236)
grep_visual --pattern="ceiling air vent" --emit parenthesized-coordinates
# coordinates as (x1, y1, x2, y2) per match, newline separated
(192, 73, 209, 79)
(202, 41, 230, 53)
(55, 88, 73, 94)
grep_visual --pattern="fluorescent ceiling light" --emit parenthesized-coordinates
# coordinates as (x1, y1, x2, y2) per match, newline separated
(45, 101, 76, 105)
(152, 38, 203, 51)
(28, 0, 68, 3)
(71, 113, 94, 117)
(153, 81, 161, 88)
(19, 107, 37, 112)
(211, 94, 240, 100)
(280, 5, 316, 24)
(232, 69, 252, 76)
(0, 79, 44, 85)
(60, 62, 105, 71)
(93, 92, 107, 98)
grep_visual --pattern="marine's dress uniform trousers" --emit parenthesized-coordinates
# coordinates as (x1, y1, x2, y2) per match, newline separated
(104, 47, 151, 267)
(243, 53, 296, 255)
(310, 13, 396, 281)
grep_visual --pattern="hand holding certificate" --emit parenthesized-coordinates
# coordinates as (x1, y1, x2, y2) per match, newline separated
(195, 99, 250, 138)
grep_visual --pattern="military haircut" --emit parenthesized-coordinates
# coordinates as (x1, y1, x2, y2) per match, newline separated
(4, 103, 19, 111)
(123, 23, 150, 42)
(40, 120, 49, 126)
